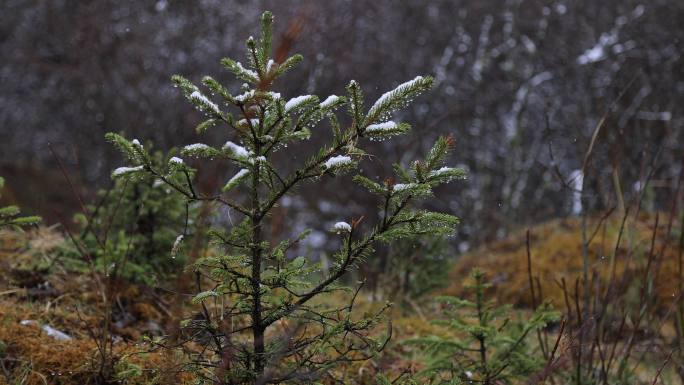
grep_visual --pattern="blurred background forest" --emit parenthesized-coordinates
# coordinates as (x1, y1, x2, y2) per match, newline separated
(1, 0, 682, 250)
(1, 1, 684, 383)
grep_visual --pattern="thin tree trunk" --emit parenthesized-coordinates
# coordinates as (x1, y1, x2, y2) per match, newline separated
(251, 136, 265, 378)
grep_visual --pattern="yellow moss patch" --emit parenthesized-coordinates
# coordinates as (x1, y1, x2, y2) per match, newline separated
(443, 213, 682, 310)
(0, 302, 193, 384)
(0, 228, 195, 384)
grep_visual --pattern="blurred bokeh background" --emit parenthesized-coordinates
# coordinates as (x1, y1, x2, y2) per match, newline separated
(1, 0, 682, 251)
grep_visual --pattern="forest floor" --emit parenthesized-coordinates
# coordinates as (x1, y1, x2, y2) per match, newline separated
(0, 212, 680, 384)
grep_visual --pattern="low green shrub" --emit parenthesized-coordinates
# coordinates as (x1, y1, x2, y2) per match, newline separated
(62, 148, 192, 285)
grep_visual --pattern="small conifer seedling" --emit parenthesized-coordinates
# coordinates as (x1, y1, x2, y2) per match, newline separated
(406, 269, 559, 385)
(107, 11, 465, 383)
(0, 176, 41, 230)
(66, 148, 191, 284)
